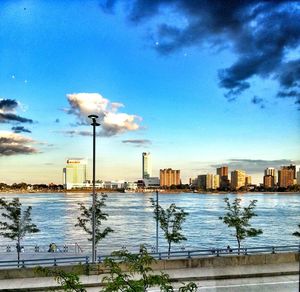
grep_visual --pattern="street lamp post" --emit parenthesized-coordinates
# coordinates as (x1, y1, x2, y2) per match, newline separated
(155, 190, 159, 253)
(88, 114, 100, 263)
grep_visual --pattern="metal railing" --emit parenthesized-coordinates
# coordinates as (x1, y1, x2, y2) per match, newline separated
(0, 244, 298, 269)
(0, 256, 89, 268)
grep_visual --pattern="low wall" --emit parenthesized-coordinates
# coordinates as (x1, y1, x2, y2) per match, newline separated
(0, 252, 298, 280)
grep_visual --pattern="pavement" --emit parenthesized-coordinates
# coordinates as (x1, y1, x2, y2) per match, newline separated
(0, 262, 298, 291)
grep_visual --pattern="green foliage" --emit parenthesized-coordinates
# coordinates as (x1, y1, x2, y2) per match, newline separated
(36, 266, 86, 292)
(75, 193, 113, 245)
(150, 199, 188, 254)
(102, 246, 197, 292)
(219, 198, 262, 251)
(292, 224, 300, 237)
(0, 197, 39, 263)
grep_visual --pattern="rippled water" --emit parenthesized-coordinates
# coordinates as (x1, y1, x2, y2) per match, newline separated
(0, 192, 299, 254)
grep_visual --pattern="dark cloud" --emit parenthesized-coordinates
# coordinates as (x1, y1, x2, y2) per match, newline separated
(102, 1, 300, 107)
(11, 126, 31, 133)
(122, 139, 151, 145)
(211, 159, 299, 173)
(0, 99, 33, 123)
(0, 113, 33, 123)
(55, 118, 60, 123)
(0, 132, 38, 156)
(0, 99, 18, 111)
(58, 130, 93, 137)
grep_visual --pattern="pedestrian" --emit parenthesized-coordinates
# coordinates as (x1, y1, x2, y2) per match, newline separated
(227, 245, 232, 253)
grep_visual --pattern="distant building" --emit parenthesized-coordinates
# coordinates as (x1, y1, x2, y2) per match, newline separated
(196, 174, 219, 190)
(143, 177, 160, 188)
(142, 152, 152, 179)
(217, 166, 229, 189)
(231, 170, 246, 190)
(63, 158, 87, 190)
(278, 167, 294, 188)
(264, 175, 275, 189)
(281, 164, 296, 179)
(245, 175, 252, 186)
(160, 168, 180, 187)
(297, 170, 300, 185)
(264, 167, 276, 185)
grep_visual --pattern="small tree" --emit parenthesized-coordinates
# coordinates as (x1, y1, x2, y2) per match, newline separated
(36, 266, 86, 292)
(151, 200, 188, 255)
(219, 198, 262, 252)
(293, 224, 300, 237)
(75, 193, 113, 254)
(0, 197, 39, 264)
(102, 246, 197, 292)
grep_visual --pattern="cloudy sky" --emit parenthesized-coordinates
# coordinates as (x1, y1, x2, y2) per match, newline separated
(0, 0, 299, 184)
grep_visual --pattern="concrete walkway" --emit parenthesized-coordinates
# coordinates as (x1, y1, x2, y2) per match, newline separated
(0, 262, 298, 291)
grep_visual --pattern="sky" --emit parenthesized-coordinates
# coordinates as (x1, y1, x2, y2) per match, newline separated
(0, 0, 299, 184)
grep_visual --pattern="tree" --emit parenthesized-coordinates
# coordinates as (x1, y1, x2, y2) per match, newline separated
(219, 198, 262, 253)
(0, 197, 39, 265)
(36, 266, 86, 292)
(75, 193, 113, 255)
(102, 246, 197, 292)
(293, 224, 300, 237)
(150, 200, 188, 255)
(37, 248, 197, 292)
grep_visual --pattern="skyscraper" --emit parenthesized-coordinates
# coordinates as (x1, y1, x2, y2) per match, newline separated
(264, 167, 276, 188)
(217, 166, 229, 189)
(231, 170, 246, 190)
(142, 152, 152, 179)
(63, 158, 87, 189)
(278, 168, 294, 188)
(160, 168, 180, 187)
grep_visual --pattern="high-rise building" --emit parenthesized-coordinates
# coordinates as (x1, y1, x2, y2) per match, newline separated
(231, 170, 246, 190)
(196, 174, 219, 190)
(264, 167, 276, 185)
(142, 152, 152, 179)
(297, 170, 300, 185)
(63, 158, 87, 189)
(245, 175, 252, 186)
(160, 168, 180, 187)
(281, 164, 296, 179)
(264, 175, 275, 189)
(217, 166, 229, 189)
(278, 168, 294, 188)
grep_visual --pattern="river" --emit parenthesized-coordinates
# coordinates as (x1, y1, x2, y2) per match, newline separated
(0, 192, 299, 254)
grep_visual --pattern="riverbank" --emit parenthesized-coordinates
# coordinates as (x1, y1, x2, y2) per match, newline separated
(1, 190, 299, 195)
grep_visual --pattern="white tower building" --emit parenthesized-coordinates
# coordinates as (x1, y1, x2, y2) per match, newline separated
(142, 152, 152, 179)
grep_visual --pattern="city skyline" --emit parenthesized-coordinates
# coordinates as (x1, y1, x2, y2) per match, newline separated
(1, 1, 299, 184)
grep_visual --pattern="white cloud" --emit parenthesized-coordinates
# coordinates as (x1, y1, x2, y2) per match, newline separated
(66, 93, 141, 137)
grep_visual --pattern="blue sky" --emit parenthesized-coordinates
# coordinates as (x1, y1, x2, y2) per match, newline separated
(0, 0, 299, 184)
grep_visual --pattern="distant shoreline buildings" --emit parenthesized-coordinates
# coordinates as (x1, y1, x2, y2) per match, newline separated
(61, 154, 300, 192)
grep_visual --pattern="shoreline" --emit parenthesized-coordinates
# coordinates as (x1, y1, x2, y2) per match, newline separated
(0, 190, 299, 195)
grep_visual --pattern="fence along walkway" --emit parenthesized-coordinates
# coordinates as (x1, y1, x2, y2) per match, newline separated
(0, 244, 299, 269)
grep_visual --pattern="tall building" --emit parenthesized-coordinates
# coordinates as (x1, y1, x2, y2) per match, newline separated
(264, 175, 275, 189)
(281, 164, 296, 179)
(264, 167, 276, 185)
(245, 175, 252, 186)
(63, 158, 87, 189)
(217, 166, 229, 189)
(278, 168, 294, 188)
(297, 170, 300, 185)
(160, 168, 180, 187)
(231, 170, 246, 190)
(142, 152, 152, 179)
(196, 174, 219, 190)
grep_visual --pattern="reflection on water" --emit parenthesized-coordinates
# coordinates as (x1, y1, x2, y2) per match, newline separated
(0, 192, 299, 254)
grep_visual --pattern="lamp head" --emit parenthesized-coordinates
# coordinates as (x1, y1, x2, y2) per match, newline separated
(88, 114, 99, 119)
